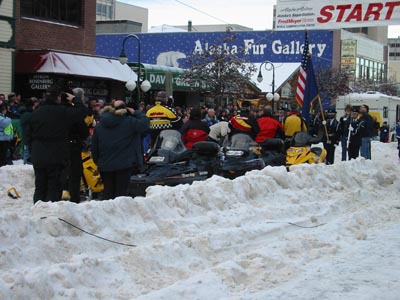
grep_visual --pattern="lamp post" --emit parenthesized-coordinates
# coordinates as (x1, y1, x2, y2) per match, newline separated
(257, 61, 280, 112)
(119, 34, 151, 107)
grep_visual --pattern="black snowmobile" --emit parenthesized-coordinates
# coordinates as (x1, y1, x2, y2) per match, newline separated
(256, 138, 287, 167)
(220, 133, 266, 179)
(128, 130, 220, 197)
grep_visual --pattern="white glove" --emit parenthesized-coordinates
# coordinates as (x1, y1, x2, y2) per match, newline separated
(349, 125, 354, 132)
(322, 120, 327, 125)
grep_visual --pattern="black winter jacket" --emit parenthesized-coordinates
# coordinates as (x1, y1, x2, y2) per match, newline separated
(26, 101, 88, 167)
(92, 107, 150, 172)
(358, 113, 374, 138)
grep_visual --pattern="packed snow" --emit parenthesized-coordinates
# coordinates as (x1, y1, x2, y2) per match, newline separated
(1, 142, 399, 300)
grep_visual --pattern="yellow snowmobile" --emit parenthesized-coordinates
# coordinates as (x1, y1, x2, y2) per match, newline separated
(286, 132, 327, 167)
(81, 150, 104, 197)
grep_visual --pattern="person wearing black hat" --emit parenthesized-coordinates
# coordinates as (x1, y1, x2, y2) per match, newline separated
(181, 107, 210, 149)
(228, 101, 260, 140)
(338, 104, 353, 161)
(322, 109, 339, 165)
(348, 110, 362, 160)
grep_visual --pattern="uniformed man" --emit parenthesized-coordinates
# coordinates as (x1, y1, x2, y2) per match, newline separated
(322, 110, 340, 165)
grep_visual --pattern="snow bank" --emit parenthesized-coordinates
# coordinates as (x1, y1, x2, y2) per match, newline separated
(0, 142, 399, 299)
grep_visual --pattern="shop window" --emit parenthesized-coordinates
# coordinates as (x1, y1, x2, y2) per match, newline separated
(21, 0, 82, 25)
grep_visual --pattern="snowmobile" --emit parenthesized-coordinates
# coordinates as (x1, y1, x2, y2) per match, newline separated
(128, 130, 220, 197)
(220, 133, 266, 179)
(286, 132, 327, 167)
(81, 150, 104, 197)
(61, 136, 104, 201)
(255, 138, 287, 167)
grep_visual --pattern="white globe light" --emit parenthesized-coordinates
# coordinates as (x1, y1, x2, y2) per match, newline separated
(140, 80, 151, 92)
(125, 80, 137, 91)
(266, 93, 273, 101)
(119, 56, 128, 65)
(273, 93, 280, 101)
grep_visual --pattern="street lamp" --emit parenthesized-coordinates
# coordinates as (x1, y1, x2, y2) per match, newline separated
(119, 34, 151, 106)
(257, 61, 280, 112)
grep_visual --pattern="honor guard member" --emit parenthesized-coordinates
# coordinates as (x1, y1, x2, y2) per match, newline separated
(322, 109, 340, 165)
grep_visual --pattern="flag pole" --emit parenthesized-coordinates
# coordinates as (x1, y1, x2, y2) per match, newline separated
(317, 95, 330, 144)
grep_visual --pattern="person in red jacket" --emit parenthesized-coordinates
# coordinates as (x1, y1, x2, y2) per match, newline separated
(181, 108, 210, 149)
(256, 106, 284, 143)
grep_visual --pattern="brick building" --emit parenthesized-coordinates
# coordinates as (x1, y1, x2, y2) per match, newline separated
(15, 0, 96, 54)
(14, 0, 134, 100)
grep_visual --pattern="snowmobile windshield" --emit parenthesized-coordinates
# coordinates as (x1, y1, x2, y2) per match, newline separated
(292, 132, 320, 146)
(230, 133, 257, 149)
(158, 130, 186, 154)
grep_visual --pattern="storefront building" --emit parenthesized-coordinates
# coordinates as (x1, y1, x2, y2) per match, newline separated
(13, 0, 134, 100)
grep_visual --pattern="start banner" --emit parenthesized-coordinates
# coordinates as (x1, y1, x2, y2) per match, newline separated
(275, 0, 400, 30)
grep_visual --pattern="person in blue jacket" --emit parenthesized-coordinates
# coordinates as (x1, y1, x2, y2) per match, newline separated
(92, 100, 150, 200)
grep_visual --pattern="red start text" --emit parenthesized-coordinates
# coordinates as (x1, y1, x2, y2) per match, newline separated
(317, 1, 400, 23)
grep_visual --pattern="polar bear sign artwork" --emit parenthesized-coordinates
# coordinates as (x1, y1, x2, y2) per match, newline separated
(156, 51, 186, 68)
(275, 0, 400, 30)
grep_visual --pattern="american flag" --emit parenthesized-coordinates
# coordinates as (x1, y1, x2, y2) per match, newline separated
(296, 31, 318, 125)
(296, 31, 310, 107)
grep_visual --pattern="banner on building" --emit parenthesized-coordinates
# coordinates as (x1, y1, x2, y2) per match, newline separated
(340, 39, 357, 72)
(96, 30, 333, 68)
(275, 0, 400, 30)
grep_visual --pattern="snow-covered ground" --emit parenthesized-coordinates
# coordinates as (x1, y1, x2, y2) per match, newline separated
(1, 142, 399, 300)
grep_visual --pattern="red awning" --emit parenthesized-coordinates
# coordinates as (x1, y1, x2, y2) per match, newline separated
(15, 50, 137, 82)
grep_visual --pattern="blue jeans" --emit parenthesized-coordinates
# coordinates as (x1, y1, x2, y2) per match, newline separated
(23, 145, 31, 164)
(360, 137, 371, 159)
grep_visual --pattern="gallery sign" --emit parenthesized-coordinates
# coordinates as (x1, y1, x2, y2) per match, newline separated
(96, 30, 334, 69)
(275, 0, 400, 30)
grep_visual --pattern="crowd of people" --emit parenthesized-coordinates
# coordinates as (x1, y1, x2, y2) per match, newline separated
(143, 92, 394, 165)
(1, 87, 400, 203)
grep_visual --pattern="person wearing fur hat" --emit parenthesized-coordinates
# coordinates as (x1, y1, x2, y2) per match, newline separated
(180, 107, 210, 149)
(92, 100, 149, 199)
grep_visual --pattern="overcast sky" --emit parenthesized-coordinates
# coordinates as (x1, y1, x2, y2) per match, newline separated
(121, 0, 400, 37)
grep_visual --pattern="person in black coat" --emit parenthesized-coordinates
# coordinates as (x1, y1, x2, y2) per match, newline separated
(91, 100, 150, 200)
(358, 104, 374, 159)
(62, 88, 90, 203)
(322, 110, 340, 165)
(338, 104, 352, 161)
(26, 85, 88, 203)
(348, 111, 362, 160)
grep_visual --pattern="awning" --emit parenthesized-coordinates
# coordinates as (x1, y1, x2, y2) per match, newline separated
(251, 63, 300, 93)
(15, 50, 137, 82)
